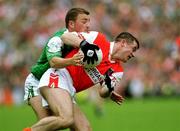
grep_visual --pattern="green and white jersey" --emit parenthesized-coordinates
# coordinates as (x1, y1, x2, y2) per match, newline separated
(31, 28, 74, 80)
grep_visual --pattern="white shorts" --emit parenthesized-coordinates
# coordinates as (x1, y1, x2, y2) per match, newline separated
(24, 73, 40, 101)
(38, 68, 76, 106)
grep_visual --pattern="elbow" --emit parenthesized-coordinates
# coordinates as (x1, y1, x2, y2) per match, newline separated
(61, 34, 65, 42)
(99, 92, 110, 98)
(99, 86, 110, 98)
(61, 34, 68, 44)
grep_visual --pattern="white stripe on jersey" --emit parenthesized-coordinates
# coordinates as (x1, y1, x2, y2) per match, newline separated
(69, 31, 98, 44)
(80, 31, 99, 44)
(112, 72, 124, 81)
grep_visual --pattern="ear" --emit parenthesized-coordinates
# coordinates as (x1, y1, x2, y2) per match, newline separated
(120, 39, 126, 47)
(69, 21, 75, 29)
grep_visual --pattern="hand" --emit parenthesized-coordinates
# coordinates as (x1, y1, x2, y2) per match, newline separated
(71, 51, 84, 66)
(80, 40, 100, 65)
(110, 91, 124, 105)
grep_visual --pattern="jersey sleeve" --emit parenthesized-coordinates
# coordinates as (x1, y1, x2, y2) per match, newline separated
(112, 72, 124, 81)
(46, 36, 63, 61)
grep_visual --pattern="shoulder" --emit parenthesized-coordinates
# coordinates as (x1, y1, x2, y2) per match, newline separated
(46, 28, 67, 46)
(53, 28, 67, 36)
(47, 36, 62, 46)
(46, 36, 62, 53)
(80, 31, 105, 38)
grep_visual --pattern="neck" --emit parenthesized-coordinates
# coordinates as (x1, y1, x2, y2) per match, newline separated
(109, 42, 116, 62)
(110, 42, 117, 58)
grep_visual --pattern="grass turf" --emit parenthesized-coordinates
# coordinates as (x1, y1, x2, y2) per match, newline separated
(0, 97, 180, 131)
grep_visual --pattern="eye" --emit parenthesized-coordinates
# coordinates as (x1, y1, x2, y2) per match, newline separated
(133, 47, 138, 52)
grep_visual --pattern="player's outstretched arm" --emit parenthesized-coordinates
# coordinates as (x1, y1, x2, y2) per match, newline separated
(98, 83, 124, 105)
(98, 68, 125, 105)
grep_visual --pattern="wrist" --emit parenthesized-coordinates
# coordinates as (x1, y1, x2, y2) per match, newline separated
(67, 57, 75, 66)
(79, 40, 88, 48)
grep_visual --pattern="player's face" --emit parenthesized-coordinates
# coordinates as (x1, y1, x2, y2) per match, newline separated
(115, 40, 138, 63)
(73, 14, 90, 32)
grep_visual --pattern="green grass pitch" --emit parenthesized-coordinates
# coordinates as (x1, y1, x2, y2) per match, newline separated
(0, 97, 180, 131)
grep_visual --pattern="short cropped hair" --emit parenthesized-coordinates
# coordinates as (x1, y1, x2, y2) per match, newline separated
(115, 32, 140, 49)
(65, 8, 90, 28)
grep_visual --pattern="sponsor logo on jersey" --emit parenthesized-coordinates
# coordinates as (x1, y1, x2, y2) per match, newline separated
(85, 67, 104, 84)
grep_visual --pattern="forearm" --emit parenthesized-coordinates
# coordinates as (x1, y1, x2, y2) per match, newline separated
(99, 83, 124, 105)
(49, 57, 74, 68)
(61, 32, 83, 47)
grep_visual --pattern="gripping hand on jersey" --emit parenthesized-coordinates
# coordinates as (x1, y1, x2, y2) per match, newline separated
(80, 40, 100, 65)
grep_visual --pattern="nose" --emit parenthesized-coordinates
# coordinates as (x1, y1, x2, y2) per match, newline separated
(86, 24, 90, 31)
(86, 21, 90, 30)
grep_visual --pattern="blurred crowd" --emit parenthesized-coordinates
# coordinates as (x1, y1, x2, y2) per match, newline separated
(0, 0, 179, 105)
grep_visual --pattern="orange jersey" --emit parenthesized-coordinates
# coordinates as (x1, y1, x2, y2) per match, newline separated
(65, 31, 123, 92)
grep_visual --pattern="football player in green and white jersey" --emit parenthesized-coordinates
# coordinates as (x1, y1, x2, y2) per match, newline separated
(24, 8, 99, 131)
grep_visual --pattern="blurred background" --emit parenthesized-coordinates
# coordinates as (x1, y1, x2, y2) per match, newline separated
(0, 0, 180, 131)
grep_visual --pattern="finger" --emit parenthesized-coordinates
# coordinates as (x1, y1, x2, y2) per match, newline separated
(75, 63, 81, 66)
(112, 92, 125, 100)
(113, 96, 124, 103)
(117, 96, 124, 102)
(118, 99, 123, 103)
(116, 99, 123, 104)
(119, 96, 125, 101)
(83, 57, 87, 62)
(77, 59, 82, 64)
(74, 55, 82, 60)
(94, 54, 98, 61)
(117, 101, 122, 105)
(87, 59, 90, 64)
(77, 55, 84, 60)
(91, 58, 94, 64)
(77, 52, 84, 57)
